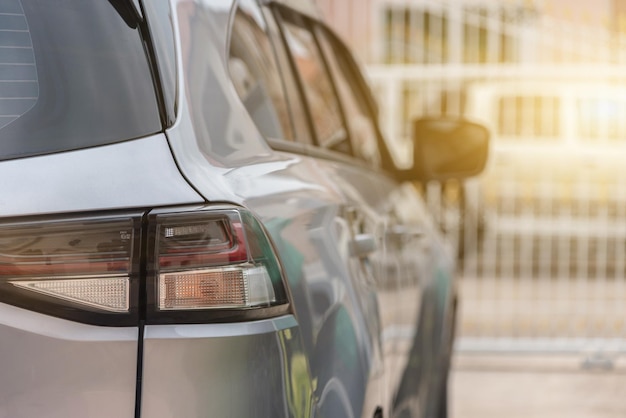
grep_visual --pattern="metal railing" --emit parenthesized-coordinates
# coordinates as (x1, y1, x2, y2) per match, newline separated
(367, 65, 626, 355)
(316, 0, 626, 357)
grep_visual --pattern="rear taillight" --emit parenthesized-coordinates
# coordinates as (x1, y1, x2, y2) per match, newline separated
(0, 214, 142, 325)
(146, 206, 289, 323)
(0, 206, 290, 325)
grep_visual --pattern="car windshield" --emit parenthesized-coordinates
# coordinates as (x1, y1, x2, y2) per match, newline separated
(0, 0, 161, 161)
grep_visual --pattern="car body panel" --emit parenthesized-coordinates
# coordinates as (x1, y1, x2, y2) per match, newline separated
(141, 316, 314, 418)
(0, 303, 138, 418)
(0, 134, 204, 218)
(0, 133, 204, 417)
(0, 0, 461, 417)
(138, 1, 457, 417)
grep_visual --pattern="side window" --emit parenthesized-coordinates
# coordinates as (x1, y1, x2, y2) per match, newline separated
(279, 12, 350, 154)
(228, 0, 294, 141)
(262, 7, 313, 145)
(316, 28, 382, 168)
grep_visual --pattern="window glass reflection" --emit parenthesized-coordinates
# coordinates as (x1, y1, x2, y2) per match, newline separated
(316, 29, 381, 167)
(229, 0, 294, 141)
(282, 18, 348, 153)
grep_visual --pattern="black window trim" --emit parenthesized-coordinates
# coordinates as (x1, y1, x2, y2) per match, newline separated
(264, 3, 401, 178)
(267, 137, 394, 177)
(140, 0, 178, 128)
(315, 25, 401, 176)
(271, 5, 354, 154)
(227, 0, 299, 142)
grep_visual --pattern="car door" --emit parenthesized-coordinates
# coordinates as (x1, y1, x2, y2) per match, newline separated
(140, 0, 453, 417)
(140, 1, 376, 416)
(270, 8, 391, 417)
(272, 8, 451, 418)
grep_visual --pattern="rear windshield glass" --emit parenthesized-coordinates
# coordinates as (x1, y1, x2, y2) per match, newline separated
(0, 0, 161, 161)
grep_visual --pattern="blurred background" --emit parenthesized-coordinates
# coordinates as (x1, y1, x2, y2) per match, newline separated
(314, 1, 626, 416)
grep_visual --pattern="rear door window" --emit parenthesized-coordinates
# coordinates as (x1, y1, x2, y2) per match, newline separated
(228, 0, 294, 141)
(315, 28, 382, 168)
(0, 0, 161, 161)
(278, 11, 351, 155)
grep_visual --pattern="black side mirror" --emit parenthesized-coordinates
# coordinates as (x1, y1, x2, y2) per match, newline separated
(406, 117, 490, 182)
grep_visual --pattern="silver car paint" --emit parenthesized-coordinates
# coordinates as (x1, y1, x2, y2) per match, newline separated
(0, 1, 457, 416)
(0, 134, 204, 417)
(141, 315, 313, 417)
(0, 303, 138, 418)
(140, 1, 456, 417)
(0, 134, 204, 217)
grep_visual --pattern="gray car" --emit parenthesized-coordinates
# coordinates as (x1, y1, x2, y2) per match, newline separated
(0, 0, 488, 417)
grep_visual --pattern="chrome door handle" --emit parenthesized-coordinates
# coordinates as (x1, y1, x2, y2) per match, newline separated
(349, 233, 377, 258)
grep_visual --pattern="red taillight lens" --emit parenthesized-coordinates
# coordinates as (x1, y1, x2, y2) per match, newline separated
(0, 214, 141, 324)
(147, 207, 289, 322)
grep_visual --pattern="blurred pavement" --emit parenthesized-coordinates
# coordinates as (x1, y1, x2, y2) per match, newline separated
(451, 354, 626, 418)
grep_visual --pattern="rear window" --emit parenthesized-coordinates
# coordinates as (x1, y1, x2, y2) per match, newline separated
(0, 0, 161, 161)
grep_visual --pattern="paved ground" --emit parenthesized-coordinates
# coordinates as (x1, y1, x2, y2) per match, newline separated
(451, 354, 626, 418)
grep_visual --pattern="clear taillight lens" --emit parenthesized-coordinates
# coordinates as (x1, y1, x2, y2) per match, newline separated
(0, 215, 140, 324)
(147, 207, 289, 322)
(12, 277, 130, 312)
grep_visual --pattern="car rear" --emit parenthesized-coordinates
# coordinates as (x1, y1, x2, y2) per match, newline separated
(0, 1, 304, 416)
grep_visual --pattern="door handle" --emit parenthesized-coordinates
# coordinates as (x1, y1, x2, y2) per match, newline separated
(349, 233, 377, 258)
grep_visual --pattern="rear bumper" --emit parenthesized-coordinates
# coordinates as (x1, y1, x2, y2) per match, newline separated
(0, 302, 138, 418)
(140, 315, 313, 418)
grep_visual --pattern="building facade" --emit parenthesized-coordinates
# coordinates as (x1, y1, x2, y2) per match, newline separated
(315, 0, 624, 65)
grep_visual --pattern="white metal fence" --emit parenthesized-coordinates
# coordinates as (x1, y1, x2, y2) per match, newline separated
(316, 0, 626, 356)
(367, 65, 626, 355)
(318, 0, 626, 66)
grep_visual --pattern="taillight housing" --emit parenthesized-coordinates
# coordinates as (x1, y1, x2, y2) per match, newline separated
(0, 213, 142, 326)
(146, 206, 290, 324)
(0, 205, 290, 326)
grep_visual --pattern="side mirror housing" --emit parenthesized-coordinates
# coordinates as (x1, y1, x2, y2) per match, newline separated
(402, 117, 490, 182)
